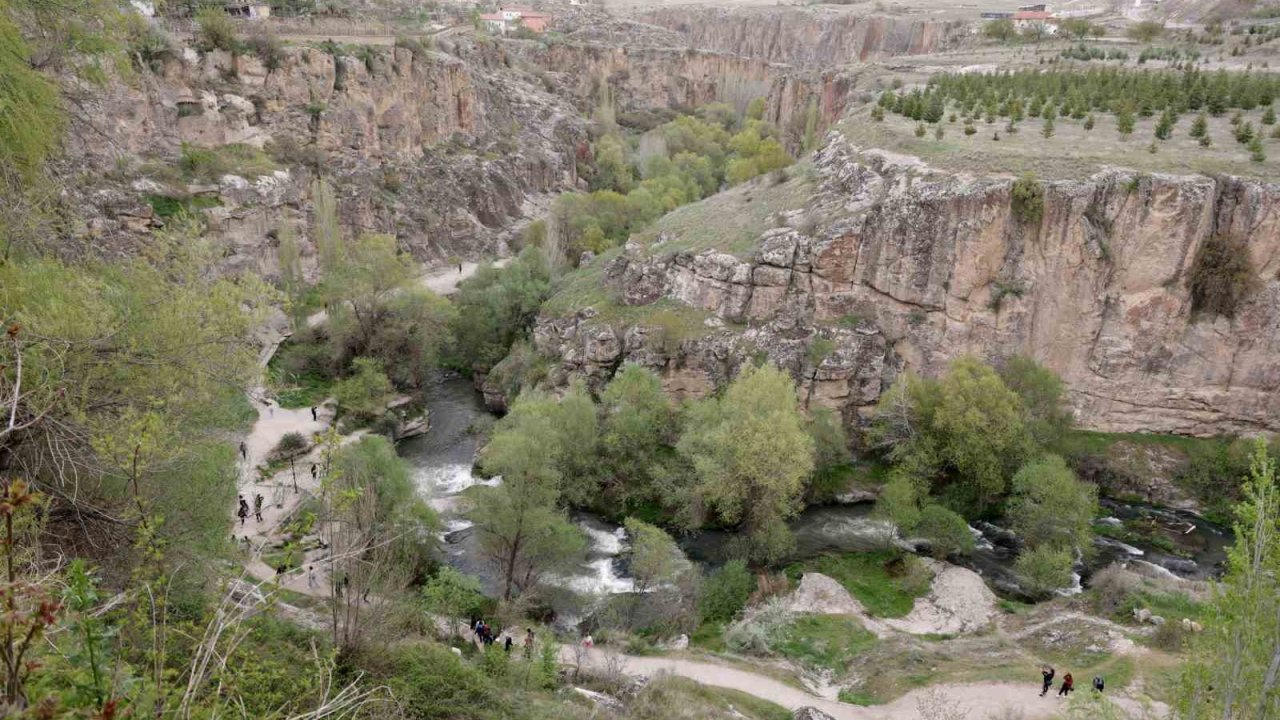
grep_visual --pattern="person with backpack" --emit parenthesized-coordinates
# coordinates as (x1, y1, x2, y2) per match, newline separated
(237, 495, 249, 526)
(1058, 672, 1074, 697)
(1092, 676, 1104, 693)
(1039, 665, 1055, 696)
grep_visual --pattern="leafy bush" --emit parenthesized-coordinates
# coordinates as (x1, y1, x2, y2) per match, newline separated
(1014, 545, 1076, 598)
(1187, 233, 1258, 318)
(914, 504, 974, 559)
(270, 431, 309, 461)
(766, 614, 876, 673)
(195, 7, 239, 53)
(332, 357, 392, 419)
(244, 31, 285, 71)
(1011, 173, 1044, 225)
(700, 559, 755, 623)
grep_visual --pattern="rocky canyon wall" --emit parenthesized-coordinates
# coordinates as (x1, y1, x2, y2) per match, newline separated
(517, 42, 860, 149)
(519, 136, 1280, 437)
(633, 8, 964, 66)
(68, 40, 587, 275)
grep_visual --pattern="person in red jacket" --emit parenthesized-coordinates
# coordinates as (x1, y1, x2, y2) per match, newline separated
(1058, 672, 1074, 697)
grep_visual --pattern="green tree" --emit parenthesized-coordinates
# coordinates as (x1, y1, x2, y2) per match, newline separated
(590, 134, 634, 193)
(745, 97, 766, 121)
(876, 474, 923, 537)
(324, 233, 417, 351)
(550, 380, 600, 506)
(451, 247, 552, 370)
(1008, 455, 1097, 551)
(1116, 107, 1136, 137)
(1041, 114, 1055, 139)
(1014, 545, 1076, 598)
(678, 364, 814, 563)
(915, 504, 974, 559)
(474, 393, 586, 599)
(1177, 441, 1280, 719)
(871, 359, 1033, 514)
(983, 18, 1017, 42)
(600, 364, 678, 505)
(360, 288, 456, 389)
(332, 357, 392, 419)
(700, 559, 755, 623)
(422, 566, 484, 639)
(1249, 136, 1266, 163)
(1127, 21, 1164, 43)
(623, 518, 684, 629)
(312, 177, 342, 275)
(998, 355, 1072, 446)
(1190, 112, 1208, 139)
(195, 6, 238, 51)
(276, 221, 306, 328)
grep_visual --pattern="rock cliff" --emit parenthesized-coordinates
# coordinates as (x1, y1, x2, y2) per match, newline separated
(516, 134, 1280, 437)
(67, 39, 587, 275)
(634, 7, 964, 66)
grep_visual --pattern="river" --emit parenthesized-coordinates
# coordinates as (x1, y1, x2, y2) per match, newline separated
(401, 379, 1230, 604)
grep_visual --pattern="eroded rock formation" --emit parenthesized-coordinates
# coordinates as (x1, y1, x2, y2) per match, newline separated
(516, 134, 1280, 436)
(634, 7, 964, 65)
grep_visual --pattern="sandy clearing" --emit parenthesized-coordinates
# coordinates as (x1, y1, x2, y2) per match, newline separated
(564, 647, 1166, 719)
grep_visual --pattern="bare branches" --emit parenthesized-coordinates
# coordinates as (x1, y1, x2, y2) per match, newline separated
(0, 327, 63, 449)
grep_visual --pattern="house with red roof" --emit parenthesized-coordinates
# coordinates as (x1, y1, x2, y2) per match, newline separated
(1012, 9, 1058, 34)
(481, 5, 551, 34)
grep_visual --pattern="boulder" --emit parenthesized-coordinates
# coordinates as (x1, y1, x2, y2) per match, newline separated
(788, 573, 865, 616)
(1149, 615, 1166, 626)
(668, 634, 689, 651)
(1133, 608, 1152, 623)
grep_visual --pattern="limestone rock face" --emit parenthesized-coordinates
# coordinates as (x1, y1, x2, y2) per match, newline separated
(636, 7, 965, 65)
(523, 135, 1280, 437)
(67, 40, 588, 273)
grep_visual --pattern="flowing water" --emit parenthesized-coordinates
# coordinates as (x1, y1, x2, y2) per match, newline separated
(401, 379, 1231, 602)
(398, 378, 634, 599)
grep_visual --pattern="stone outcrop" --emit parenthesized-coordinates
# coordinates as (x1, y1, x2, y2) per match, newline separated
(634, 7, 964, 66)
(520, 134, 1280, 437)
(513, 42, 857, 153)
(787, 573, 866, 616)
(67, 39, 587, 273)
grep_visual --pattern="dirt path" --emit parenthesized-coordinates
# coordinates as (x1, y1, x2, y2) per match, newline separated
(565, 647, 1165, 719)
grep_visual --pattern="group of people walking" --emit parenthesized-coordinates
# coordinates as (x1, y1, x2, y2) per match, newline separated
(470, 619, 538, 659)
(1039, 665, 1103, 698)
(236, 493, 265, 525)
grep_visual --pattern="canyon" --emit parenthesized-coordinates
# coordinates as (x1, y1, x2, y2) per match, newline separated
(515, 136, 1280, 436)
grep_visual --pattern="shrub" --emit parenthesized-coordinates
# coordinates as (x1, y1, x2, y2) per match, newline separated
(1088, 564, 1141, 618)
(270, 431, 308, 460)
(1014, 545, 1075, 598)
(195, 7, 239, 53)
(333, 357, 392, 419)
(914, 504, 974, 559)
(244, 31, 284, 70)
(1150, 619, 1187, 651)
(1187, 233, 1258, 318)
(1011, 173, 1045, 225)
(700, 559, 755, 623)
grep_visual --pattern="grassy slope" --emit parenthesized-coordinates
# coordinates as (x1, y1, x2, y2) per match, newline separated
(839, 101, 1280, 181)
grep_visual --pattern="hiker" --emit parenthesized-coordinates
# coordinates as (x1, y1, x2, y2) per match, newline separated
(1058, 673, 1074, 697)
(311, 463, 318, 481)
(1092, 676, 1104, 693)
(504, 635, 513, 653)
(524, 628, 535, 659)
(582, 634, 594, 651)
(458, 263, 463, 274)
(237, 495, 249, 525)
(253, 494, 264, 522)
(311, 406, 317, 422)
(239, 441, 247, 460)
(1039, 665, 1055, 697)
(307, 565, 316, 588)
